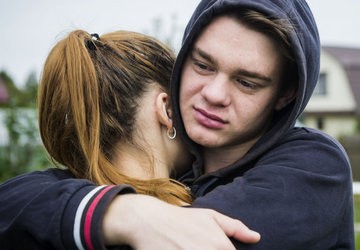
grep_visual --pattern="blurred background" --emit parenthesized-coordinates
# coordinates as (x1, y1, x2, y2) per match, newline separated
(0, 0, 202, 182)
(1, 0, 360, 247)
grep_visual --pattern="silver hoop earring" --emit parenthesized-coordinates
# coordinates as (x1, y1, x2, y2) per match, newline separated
(167, 127, 176, 139)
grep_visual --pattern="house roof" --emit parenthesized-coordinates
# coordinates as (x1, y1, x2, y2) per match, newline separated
(323, 46, 360, 114)
(0, 76, 9, 104)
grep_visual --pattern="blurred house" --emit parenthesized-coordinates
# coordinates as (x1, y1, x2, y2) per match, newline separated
(302, 46, 360, 140)
(0, 76, 9, 104)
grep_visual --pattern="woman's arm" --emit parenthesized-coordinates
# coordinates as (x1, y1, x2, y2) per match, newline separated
(102, 194, 260, 250)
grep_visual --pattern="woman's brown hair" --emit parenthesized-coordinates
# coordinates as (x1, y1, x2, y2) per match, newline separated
(38, 30, 193, 205)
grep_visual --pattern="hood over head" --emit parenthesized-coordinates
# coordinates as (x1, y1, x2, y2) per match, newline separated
(171, 0, 320, 181)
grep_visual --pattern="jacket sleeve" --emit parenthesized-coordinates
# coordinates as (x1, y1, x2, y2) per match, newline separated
(0, 168, 137, 250)
(192, 129, 355, 249)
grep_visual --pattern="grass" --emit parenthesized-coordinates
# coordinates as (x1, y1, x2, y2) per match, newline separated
(354, 195, 360, 249)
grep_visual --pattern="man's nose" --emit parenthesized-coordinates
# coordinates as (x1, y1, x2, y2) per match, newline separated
(201, 74, 231, 107)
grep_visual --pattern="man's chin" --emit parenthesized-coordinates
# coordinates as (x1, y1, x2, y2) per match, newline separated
(192, 136, 224, 148)
(185, 125, 226, 148)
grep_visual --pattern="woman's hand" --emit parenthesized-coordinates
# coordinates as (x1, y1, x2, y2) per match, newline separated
(103, 194, 260, 250)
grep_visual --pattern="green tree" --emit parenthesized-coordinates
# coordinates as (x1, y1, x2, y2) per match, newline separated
(0, 71, 22, 108)
(0, 70, 50, 183)
(22, 72, 39, 107)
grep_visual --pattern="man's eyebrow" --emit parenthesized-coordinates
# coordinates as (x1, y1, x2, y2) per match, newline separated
(234, 69, 273, 83)
(193, 47, 219, 66)
(192, 47, 273, 83)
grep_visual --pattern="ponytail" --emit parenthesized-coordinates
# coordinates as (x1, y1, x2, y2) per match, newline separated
(39, 31, 100, 180)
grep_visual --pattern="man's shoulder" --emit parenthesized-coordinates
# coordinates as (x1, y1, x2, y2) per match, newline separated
(41, 167, 75, 180)
(280, 126, 347, 153)
(258, 126, 351, 173)
(0, 168, 74, 187)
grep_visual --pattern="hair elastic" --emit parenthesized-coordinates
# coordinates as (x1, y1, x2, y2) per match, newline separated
(86, 33, 100, 50)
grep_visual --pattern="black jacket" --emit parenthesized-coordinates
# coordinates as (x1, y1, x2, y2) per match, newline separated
(0, 169, 136, 250)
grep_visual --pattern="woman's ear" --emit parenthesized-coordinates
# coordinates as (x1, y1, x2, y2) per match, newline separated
(275, 84, 298, 111)
(156, 93, 174, 134)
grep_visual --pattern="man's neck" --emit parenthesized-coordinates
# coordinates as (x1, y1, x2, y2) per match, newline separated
(202, 140, 257, 174)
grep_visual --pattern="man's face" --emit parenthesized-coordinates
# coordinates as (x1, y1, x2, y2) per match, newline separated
(179, 16, 287, 149)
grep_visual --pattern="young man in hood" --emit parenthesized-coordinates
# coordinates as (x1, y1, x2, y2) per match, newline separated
(105, 1, 354, 249)
(0, 0, 354, 249)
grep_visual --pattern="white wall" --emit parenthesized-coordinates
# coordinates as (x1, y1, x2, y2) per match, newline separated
(303, 115, 357, 139)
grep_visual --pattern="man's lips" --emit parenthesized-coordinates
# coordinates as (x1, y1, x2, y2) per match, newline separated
(197, 108, 226, 123)
(194, 108, 227, 129)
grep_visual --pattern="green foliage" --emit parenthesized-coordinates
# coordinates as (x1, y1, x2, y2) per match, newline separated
(355, 117, 360, 134)
(0, 70, 51, 183)
(0, 71, 21, 108)
(23, 72, 39, 108)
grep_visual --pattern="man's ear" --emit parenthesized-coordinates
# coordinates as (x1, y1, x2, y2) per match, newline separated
(156, 92, 174, 133)
(275, 84, 298, 111)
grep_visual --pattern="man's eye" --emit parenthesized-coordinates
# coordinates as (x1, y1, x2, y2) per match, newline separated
(195, 62, 210, 70)
(238, 79, 256, 89)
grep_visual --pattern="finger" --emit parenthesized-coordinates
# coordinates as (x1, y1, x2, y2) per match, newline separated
(213, 212, 261, 244)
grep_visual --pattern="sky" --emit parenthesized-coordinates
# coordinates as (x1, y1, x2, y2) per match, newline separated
(1, 0, 360, 87)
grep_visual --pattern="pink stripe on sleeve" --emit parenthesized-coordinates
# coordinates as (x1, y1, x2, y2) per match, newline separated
(84, 185, 115, 250)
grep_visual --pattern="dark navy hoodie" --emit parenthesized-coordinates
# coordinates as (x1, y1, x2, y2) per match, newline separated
(0, 0, 354, 249)
(170, 0, 355, 249)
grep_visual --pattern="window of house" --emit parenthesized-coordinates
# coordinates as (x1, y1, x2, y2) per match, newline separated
(313, 73, 327, 96)
(317, 117, 324, 130)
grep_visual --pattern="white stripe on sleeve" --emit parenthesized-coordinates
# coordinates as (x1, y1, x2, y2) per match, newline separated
(73, 185, 107, 250)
